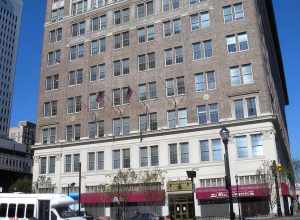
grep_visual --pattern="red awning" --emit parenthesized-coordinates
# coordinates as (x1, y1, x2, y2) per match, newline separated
(80, 191, 165, 204)
(196, 184, 269, 201)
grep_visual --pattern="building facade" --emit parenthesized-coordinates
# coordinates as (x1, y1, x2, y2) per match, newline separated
(0, 138, 32, 192)
(33, 0, 294, 218)
(0, 0, 23, 138)
(9, 121, 36, 147)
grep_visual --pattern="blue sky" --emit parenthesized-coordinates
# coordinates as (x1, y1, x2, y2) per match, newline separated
(11, 0, 300, 159)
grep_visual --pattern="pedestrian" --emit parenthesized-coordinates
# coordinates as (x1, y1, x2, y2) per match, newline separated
(290, 202, 294, 216)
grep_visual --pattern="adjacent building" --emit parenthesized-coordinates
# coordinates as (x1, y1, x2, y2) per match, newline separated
(0, 138, 32, 192)
(0, 0, 23, 138)
(9, 121, 36, 147)
(33, 0, 294, 218)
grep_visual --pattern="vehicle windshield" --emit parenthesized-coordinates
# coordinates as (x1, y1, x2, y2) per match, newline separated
(55, 206, 78, 218)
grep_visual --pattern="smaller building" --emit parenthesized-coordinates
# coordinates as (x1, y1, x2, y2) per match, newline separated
(0, 138, 32, 192)
(9, 121, 36, 147)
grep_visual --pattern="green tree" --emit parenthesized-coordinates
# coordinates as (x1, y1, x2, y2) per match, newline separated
(9, 177, 32, 193)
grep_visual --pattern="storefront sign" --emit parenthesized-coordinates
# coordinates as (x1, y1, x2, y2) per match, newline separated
(167, 180, 192, 192)
(196, 184, 269, 201)
(80, 190, 165, 204)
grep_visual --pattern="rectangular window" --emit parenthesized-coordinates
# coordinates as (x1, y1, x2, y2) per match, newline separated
(139, 84, 147, 101)
(178, 109, 187, 127)
(246, 97, 257, 117)
(40, 157, 47, 174)
(230, 66, 241, 86)
(238, 33, 249, 51)
(200, 140, 209, 161)
(164, 48, 173, 65)
(236, 136, 248, 158)
(91, 15, 107, 32)
(166, 79, 174, 96)
(193, 40, 212, 60)
(88, 152, 96, 171)
(64, 154, 72, 172)
(169, 144, 178, 164)
(175, 46, 183, 64)
(73, 154, 80, 172)
(113, 118, 121, 136)
(212, 139, 222, 161)
(149, 112, 158, 130)
(176, 76, 185, 95)
(251, 134, 263, 156)
(149, 82, 157, 99)
(167, 110, 176, 128)
(123, 149, 130, 168)
(148, 52, 156, 69)
(226, 35, 237, 53)
(138, 28, 146, 43)
(138, 55, 146, 71)
(113, 150, 120, 169)
(97, 151, 104, 170)
(197, 105, 207, 124)
(98, 120, 105, 137)
(190, 11, 210, 31)
(242, 64, 253, 84)
(180, 142, 189, 163)
(88, 122, 97, 138)
(223, 3, 244, 23)
(139, 114, 148, 132)
(113, 89, 121, 106)
(140, 147, 148, 167)
(147, 25, 155, 40)
(234, 99, 244, 119)
(208, 103, 219, 123)
(150, 145, 159, 166)
(48, 156, 56, 174)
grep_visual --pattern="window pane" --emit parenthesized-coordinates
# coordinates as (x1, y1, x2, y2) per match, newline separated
(150, 112, 158, 130)
(139, 84, 147, 101)
(150, 145, 159, 166)
(247, 97, 257, 117)
(164, 48, 173, 65)
(166, 79, 174, 96)
(88, 152, 95, 170)
(234, 99, 244, 119)
(178, 109, 187, 127)
(212, 139, 222, 161)
(180, 143, 189, 163)
(88, 122, 97, 138)
(209, 103, 219, 123)
(140, 147, 148, 167)
(149, 82, 157, 99)
(227, 36, 237, 53)
(113, 150, 120, 169)
(200, 12, 210, 28)
(207, 71, 216, 90)
(223, 6, 233, 23)
(230, 67, 241, 86)
(97, 151, 104, 170)
(197, 105, 207, 124)
(73, 153, 80, 172)
(113, 118, 121, 136)
(195, 73, 205, 92)
(169, 144, 178, 164)
(236, 136, 248, 158)
(123, 148, 130, 168)
(238, 33, 248, 51)
(242, 64, 253, 84)
(251, 134, 263, 156)
(139, 114, 148, 132)
(167, 110, 176, 128)
(200, 140, 209, 161)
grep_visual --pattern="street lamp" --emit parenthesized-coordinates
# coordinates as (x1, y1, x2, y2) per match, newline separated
(78, 162, 82, 217)
(187, 170, 197, 218)
(235, 175, 241, 219)
(67, 182, 76, 196)
(220, 127, 234, 220)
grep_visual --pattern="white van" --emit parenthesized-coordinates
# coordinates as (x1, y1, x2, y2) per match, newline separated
(0, 193, 86, 220)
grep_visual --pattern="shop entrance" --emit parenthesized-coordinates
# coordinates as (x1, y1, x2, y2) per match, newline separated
(169, 194, 194, 220)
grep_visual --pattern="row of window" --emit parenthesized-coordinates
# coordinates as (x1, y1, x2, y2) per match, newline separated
(51, 0, 243, 25)
(41, 96, 258, 144)
(47, 31, 249, 65)
(39, 132, 263, 174)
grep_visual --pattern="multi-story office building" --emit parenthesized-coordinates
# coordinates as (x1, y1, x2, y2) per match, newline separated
(0, 0, 23, 138)
(33, 0, 294, 218)
(9, 121, 36, 147)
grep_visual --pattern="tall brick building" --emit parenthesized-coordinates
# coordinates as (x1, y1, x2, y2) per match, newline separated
(33, 0, 294, 218)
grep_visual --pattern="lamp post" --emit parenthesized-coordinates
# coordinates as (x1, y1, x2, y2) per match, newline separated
(271, 160, 282, 217)
(220, 127, 234, 220)
(67, 182, 76, 196)
(235, 175, 241, 219)
(187, 170, 197, 218)
(78, 162, 82, 217)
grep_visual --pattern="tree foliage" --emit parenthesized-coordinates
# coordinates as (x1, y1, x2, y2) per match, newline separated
(8, 178, 32, 193)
